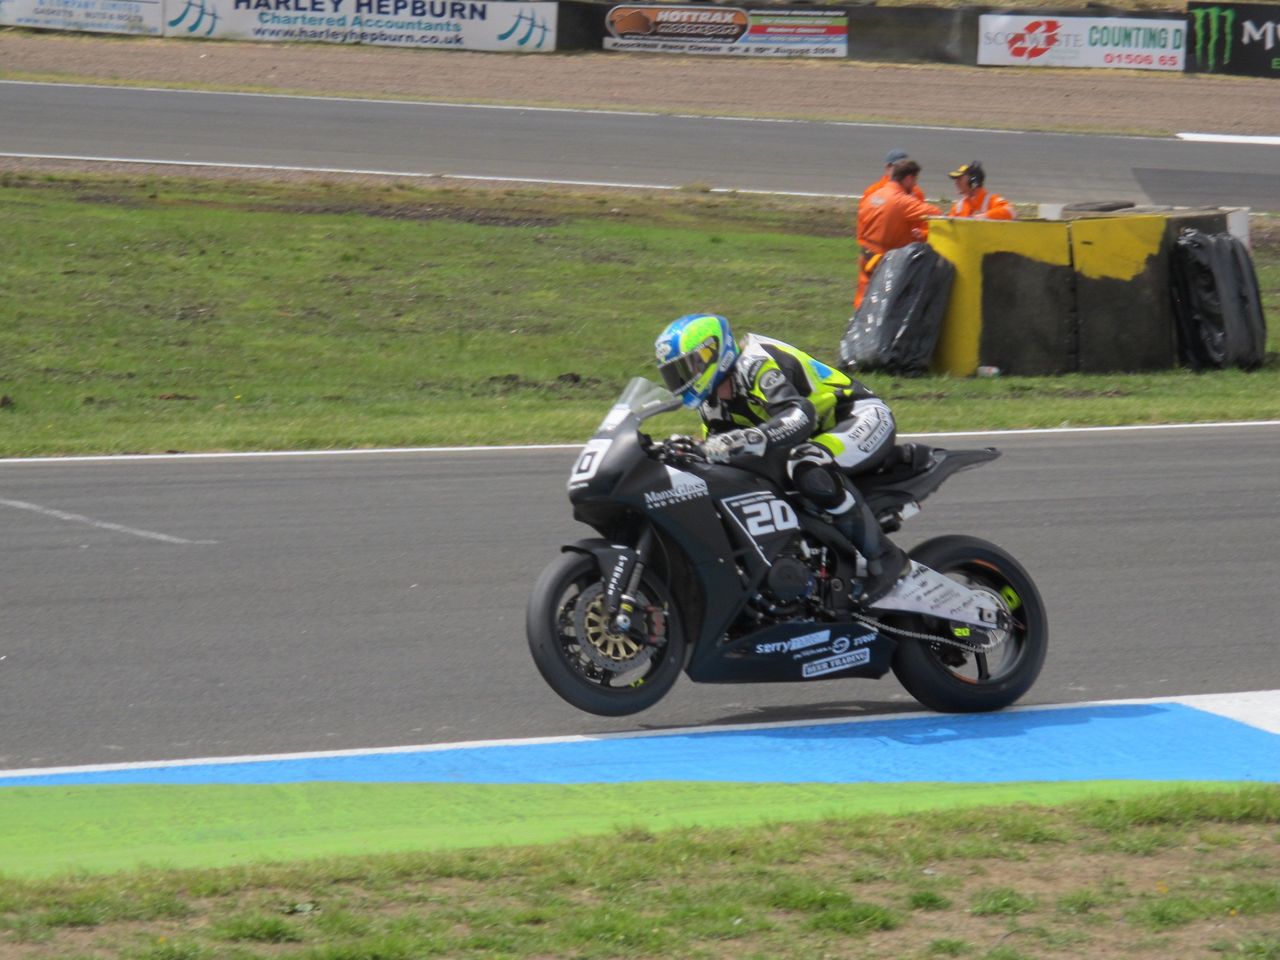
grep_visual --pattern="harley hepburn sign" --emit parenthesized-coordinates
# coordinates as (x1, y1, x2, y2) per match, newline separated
(978, 14, 1186, 70)
(0, 0, 563, 49)
(1187, 1, 1280, 77)
(604, 5, 847, 57)
(177, 0, 558, 50)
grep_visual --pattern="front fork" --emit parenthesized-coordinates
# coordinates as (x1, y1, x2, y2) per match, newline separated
(604, 526, 653, 635)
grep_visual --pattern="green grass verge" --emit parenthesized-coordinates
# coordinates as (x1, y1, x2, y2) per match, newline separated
(0, 784, 1276, 958)
(0, 779, 1222, 879)
(2, 173, 1276, 457)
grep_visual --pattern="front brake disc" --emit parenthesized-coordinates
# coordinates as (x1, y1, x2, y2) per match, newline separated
(573, 582, 655, 673)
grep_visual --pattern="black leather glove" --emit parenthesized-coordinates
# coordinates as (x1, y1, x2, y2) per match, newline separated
(662, 435, 706, 464)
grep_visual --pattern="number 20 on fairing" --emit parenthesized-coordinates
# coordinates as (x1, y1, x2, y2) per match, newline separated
(725, 494, 799, 538)
(742, 499, 799, 536)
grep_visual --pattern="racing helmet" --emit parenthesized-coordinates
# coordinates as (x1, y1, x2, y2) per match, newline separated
(654, 313, 738, 408)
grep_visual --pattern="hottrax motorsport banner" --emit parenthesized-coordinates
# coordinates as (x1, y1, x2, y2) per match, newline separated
(978, 14, 1186, 71)
(163, 0, 557, 51)
(0, 0, 163, 35)
(605, 5, 847, 58)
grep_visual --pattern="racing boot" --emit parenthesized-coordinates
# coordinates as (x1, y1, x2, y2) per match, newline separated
(792, 455, 910, 605)
(831, 494, 911, 604)
(889, 442, 935, 474)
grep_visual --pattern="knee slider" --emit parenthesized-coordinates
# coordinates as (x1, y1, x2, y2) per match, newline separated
(794, 462, 844, 511)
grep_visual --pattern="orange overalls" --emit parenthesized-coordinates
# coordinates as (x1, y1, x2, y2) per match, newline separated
(854, 182, 941, 310)
(948, 187, 1015, 220)
(859, 175, 926, 210)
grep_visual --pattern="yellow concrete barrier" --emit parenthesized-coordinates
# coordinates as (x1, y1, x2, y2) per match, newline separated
(925, 210, 1227, 376)
(927, 219, 1071, 376)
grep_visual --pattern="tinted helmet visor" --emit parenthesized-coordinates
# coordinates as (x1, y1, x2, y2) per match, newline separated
(657, 338, 717, 396)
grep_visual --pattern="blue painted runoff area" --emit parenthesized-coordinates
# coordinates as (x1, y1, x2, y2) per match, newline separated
(3, 703, 1277, 788)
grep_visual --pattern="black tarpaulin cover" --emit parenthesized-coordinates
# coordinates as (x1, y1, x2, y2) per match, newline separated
(840, 242, 954, 375)
(1171, 229, 1267, 371)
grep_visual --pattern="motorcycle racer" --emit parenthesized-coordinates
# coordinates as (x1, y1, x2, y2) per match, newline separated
(655, 312, 911, 602)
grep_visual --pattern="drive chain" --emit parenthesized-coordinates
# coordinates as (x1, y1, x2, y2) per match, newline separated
(851, 613, 1006, 654)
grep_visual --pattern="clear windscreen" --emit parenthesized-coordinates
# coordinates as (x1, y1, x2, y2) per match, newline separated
(597, 378, 682, 433)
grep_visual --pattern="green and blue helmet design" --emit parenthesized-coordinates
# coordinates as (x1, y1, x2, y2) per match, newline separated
(654, 313, 739, 408)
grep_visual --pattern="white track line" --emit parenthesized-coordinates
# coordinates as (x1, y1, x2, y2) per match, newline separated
(902, 419, 1280, 439)
(0, 443, 582, 464)
(0, 420, 1277, 465)
(0, 497, 216, 544)
(1177, 133, 1280, 146)
(0, 151, 851, 199)
(1, 691, 1275, 780)
(1175, 691, 1280, 735)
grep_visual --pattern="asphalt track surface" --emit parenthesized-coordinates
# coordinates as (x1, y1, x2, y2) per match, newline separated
(2, 423, 1278, 772)
(2, 81, 1279, 210)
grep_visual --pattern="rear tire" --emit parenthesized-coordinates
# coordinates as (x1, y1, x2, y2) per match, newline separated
(526, 550, 685, 717)
(890, 535, 1047, 713)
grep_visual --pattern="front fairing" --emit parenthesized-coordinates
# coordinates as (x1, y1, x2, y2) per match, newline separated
(567, 378, 683, 504)
(563, 378, 825, 652)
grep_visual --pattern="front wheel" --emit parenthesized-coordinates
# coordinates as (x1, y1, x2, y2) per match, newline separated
(890, 535, 1047, 713)
(526, 550, 686, 717)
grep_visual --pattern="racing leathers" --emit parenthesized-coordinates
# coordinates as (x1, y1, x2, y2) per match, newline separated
(692, 334, 909, 601)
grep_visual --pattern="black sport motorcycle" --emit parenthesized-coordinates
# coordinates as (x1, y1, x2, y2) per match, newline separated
(527, 377, 1046, 717)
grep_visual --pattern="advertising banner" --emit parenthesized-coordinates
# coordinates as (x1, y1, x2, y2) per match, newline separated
(1187, 2, 1280, 77)
(977, 14, 1186, 70)
(604, 5, 847, 58)
(163, 0, 556, 51)
(0, 0, 163, 35)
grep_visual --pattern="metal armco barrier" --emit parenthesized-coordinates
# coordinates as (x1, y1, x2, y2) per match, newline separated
(1187, 1, 1280, 77)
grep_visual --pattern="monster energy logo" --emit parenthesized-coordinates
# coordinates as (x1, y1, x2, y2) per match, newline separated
(1191, 5, 1235, 70)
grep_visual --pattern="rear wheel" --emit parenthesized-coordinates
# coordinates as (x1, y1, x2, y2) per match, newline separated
(890, 535, 1047, 712)
(526, 550, 685, 717)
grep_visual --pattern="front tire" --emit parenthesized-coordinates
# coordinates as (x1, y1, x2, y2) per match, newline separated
(890, 535, 1047, 713)
(526, 550, 685, 717)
